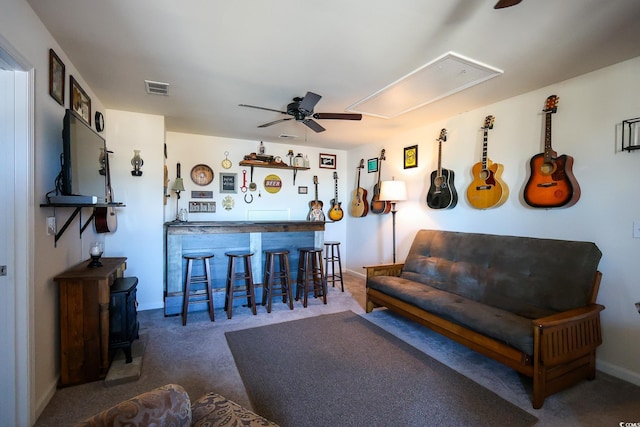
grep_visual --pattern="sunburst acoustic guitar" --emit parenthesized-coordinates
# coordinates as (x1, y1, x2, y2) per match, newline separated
(328, 171, 344, 221)
(523, 95, 580, 208)
(466, 115, 509, 209)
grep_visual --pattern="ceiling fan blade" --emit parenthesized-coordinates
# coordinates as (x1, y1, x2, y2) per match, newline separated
(313, 112, 362, 121)
(298, 92, 322, 113)
(239, 104, 288, 115)
(494, 0, 522, 8)
(302, 119, 326, 133)
(258, 118, 293, 128)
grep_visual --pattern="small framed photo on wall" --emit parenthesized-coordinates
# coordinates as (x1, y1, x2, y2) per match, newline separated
(367, 157, 379, 173)
(319, 153, 336, 169)
(219, 173, 237, 193)
(49, 49, 65, 106)
(70, 75, 91, 124)
(404, 145, 418, 169)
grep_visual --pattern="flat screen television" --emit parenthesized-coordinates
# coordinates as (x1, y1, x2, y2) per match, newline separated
(61, 109, 107, 201)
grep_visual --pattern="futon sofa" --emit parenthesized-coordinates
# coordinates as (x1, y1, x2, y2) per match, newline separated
(76, 383, 279, 426)
(365, 229, 604, 409)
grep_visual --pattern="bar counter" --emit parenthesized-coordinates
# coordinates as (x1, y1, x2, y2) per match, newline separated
(164, 220, 325, 315)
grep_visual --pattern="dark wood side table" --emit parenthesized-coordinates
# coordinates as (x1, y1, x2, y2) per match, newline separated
(54, 257, 127, 387)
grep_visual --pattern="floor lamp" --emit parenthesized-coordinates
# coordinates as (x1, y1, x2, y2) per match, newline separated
(379, 179, 407, 263)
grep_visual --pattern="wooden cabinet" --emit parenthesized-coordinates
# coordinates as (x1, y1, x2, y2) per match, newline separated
(55, 257, 127, 387)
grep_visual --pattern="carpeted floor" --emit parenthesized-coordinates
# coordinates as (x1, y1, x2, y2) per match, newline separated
(226, 311, 537, 427)
(35, 273, 640, 426)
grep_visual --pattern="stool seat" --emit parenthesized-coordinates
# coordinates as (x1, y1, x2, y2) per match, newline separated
(296, 247, 326, 307)
(182, 253, 215, 326)
(323, 241, 344, 292)
(225, 251, 256, 319)
(262, 249, 294, 313)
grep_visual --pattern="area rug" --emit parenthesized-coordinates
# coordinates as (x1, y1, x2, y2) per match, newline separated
(225, 311, 537, 427)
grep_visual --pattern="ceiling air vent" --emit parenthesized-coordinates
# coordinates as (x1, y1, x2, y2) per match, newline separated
(279, 134, 298, 139)
(145, 80, 170, 96)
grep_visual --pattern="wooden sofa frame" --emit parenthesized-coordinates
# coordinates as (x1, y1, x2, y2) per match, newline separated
(365, 263, 604, 409)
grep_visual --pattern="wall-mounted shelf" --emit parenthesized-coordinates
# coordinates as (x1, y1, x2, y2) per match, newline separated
(621, 117, 640, 152)
(40, 202, 125, 246)
(238, 160, 309, 185)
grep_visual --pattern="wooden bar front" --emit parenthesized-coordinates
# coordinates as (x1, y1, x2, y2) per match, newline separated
(164, 221, 324, 315)
(55, 257, 127, 387)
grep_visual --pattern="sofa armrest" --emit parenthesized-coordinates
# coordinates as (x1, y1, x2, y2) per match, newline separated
(533, 304, 605, 366)
(364, 263, 404, 282)
(191, 393, 279, 426)
(75, 384, 192, 427)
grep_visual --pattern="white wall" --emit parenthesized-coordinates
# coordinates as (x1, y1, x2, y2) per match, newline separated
(344, 56, 640, 385)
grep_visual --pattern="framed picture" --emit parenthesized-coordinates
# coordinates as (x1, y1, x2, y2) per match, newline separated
(367, 157, 379, 173)
(319, 153, 336, 169)
(404, 145, 418, 169)
(298, 186, 308, 194)
(49, 49, 65, 106)
(70, 75, 91, 124)
(219, 173, 237, 193)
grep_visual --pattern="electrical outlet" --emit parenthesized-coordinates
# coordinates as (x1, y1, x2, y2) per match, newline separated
(47, 217, 56, 235)
(634, 221, 640, 239)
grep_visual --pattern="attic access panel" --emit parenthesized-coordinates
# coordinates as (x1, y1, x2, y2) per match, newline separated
(347, 52, 503, 119)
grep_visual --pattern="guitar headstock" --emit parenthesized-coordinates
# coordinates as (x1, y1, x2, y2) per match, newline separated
(438, 128, 447, 142)
(358, 158, 364, 169)
(313, 175, 318, 184)
(380, 149, 386, 161)
(543, 95, 559, 113)
(333, 171, 338, 180)
(483, 115, 495, 130)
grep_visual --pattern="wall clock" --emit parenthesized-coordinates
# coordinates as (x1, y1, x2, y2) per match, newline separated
(95, 111, 104, 132)
(190, 164, 214, 186)
(221, 151, 232, 169)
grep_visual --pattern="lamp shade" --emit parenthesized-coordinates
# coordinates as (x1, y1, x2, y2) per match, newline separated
(172, 177, 185, 192)
(379, 180, 407, 202)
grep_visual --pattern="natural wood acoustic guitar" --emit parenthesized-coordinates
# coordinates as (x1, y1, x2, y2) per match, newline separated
(523, 95, 580, 208)
(466, 115, 509, 209)
(349, 159, 369, 217)
(94, 148, 118, 233)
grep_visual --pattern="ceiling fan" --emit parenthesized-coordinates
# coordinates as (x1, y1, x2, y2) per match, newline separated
(239, 91, 362, 133)
(494, 0, 522, 8)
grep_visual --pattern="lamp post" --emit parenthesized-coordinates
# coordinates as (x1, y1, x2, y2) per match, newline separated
(378, 178, 407, 263)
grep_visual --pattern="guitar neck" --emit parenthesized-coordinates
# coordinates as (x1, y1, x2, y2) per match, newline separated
(544, 112, 554, 158)
(481, 130, 488, 169)
(437, 140, 443, 176)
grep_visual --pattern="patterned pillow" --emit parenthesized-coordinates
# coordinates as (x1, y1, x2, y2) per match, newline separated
(191, 393, 279, 427)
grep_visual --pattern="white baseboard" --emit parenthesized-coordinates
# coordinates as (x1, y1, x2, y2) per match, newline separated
(346, 268, 366, 279)
(597, 359, 640, 387)
(35, 377, 58, 422)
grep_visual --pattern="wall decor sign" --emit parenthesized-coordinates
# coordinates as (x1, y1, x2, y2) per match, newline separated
(70, 75, 91, 124)
(220, 173, 237, 193)
(319, 153, 336, 169)
(367, 157, 379, 173)
(49, 49, 65, 106)
(191, 190, 213, 199)
(298, 186, 308, 194)
(404, 145, 418, 169)
(264, 174, 282, 194)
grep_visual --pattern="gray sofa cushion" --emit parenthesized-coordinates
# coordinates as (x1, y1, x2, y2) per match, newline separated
(368, 275, 536, 355)
(401, 230, 602, 316)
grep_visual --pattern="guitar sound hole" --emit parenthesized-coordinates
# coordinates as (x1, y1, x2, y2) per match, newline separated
(479, 170, 489, 180)
(434, 177, 444, 187)
(540, 162, 556, 175)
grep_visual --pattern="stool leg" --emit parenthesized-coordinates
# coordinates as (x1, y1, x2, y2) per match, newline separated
(225, 257, 235, 319)
(335, 244, 344, 292)
(283, 254, 293, 310)
(316, 251, 327, 304)
(244, 256, 257, 315)
(182, 259, 193, 326)
(263, 253, 273, 313)
(204, 258, 215, 322)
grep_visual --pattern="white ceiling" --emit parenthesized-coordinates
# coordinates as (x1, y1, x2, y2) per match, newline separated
(28, 0, 640, 150)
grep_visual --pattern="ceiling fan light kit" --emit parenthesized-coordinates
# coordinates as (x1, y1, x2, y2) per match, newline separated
(240, 91, 362, 133)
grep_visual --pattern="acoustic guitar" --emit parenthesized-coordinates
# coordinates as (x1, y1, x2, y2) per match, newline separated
(94, 148, 118, 233)
(370, 149, 392, 214)
(349, 159, 369, 217)
(426, 129, 458, 209)
(466, 115, 509, 209)
(523, 95, 581, 208)
(307, 175, 325, 221)
(328, 171, 344, 222)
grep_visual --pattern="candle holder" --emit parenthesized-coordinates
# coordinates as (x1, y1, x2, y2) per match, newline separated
(88, 242, 104, 268)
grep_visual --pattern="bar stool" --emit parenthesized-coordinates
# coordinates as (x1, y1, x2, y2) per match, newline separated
(262, 249, 294, 313)
(224, 251, 257, 319)
(295, 247, 326, 308)
(182, 253, 215, 326)
(323, 241, 344, 292)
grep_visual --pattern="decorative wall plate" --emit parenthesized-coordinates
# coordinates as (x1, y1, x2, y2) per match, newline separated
(190, 164, 214, 186)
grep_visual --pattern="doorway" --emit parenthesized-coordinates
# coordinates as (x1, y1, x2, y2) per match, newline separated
(0, 40, 34, 426)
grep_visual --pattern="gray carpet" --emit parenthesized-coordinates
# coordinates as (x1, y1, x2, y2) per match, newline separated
(226, 311, 538, 427)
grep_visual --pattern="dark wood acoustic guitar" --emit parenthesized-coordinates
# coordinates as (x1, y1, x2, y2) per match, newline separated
(328, 171, 344, 222)
(466, 115, 509, 209)
(370, 149, 392, 214)
(94, 148, 118, 233)
(426, 129, 458, 209)
(349, 159, 369, 217)
(523, 95, 581, 208)
(307, 175, 325, 221)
